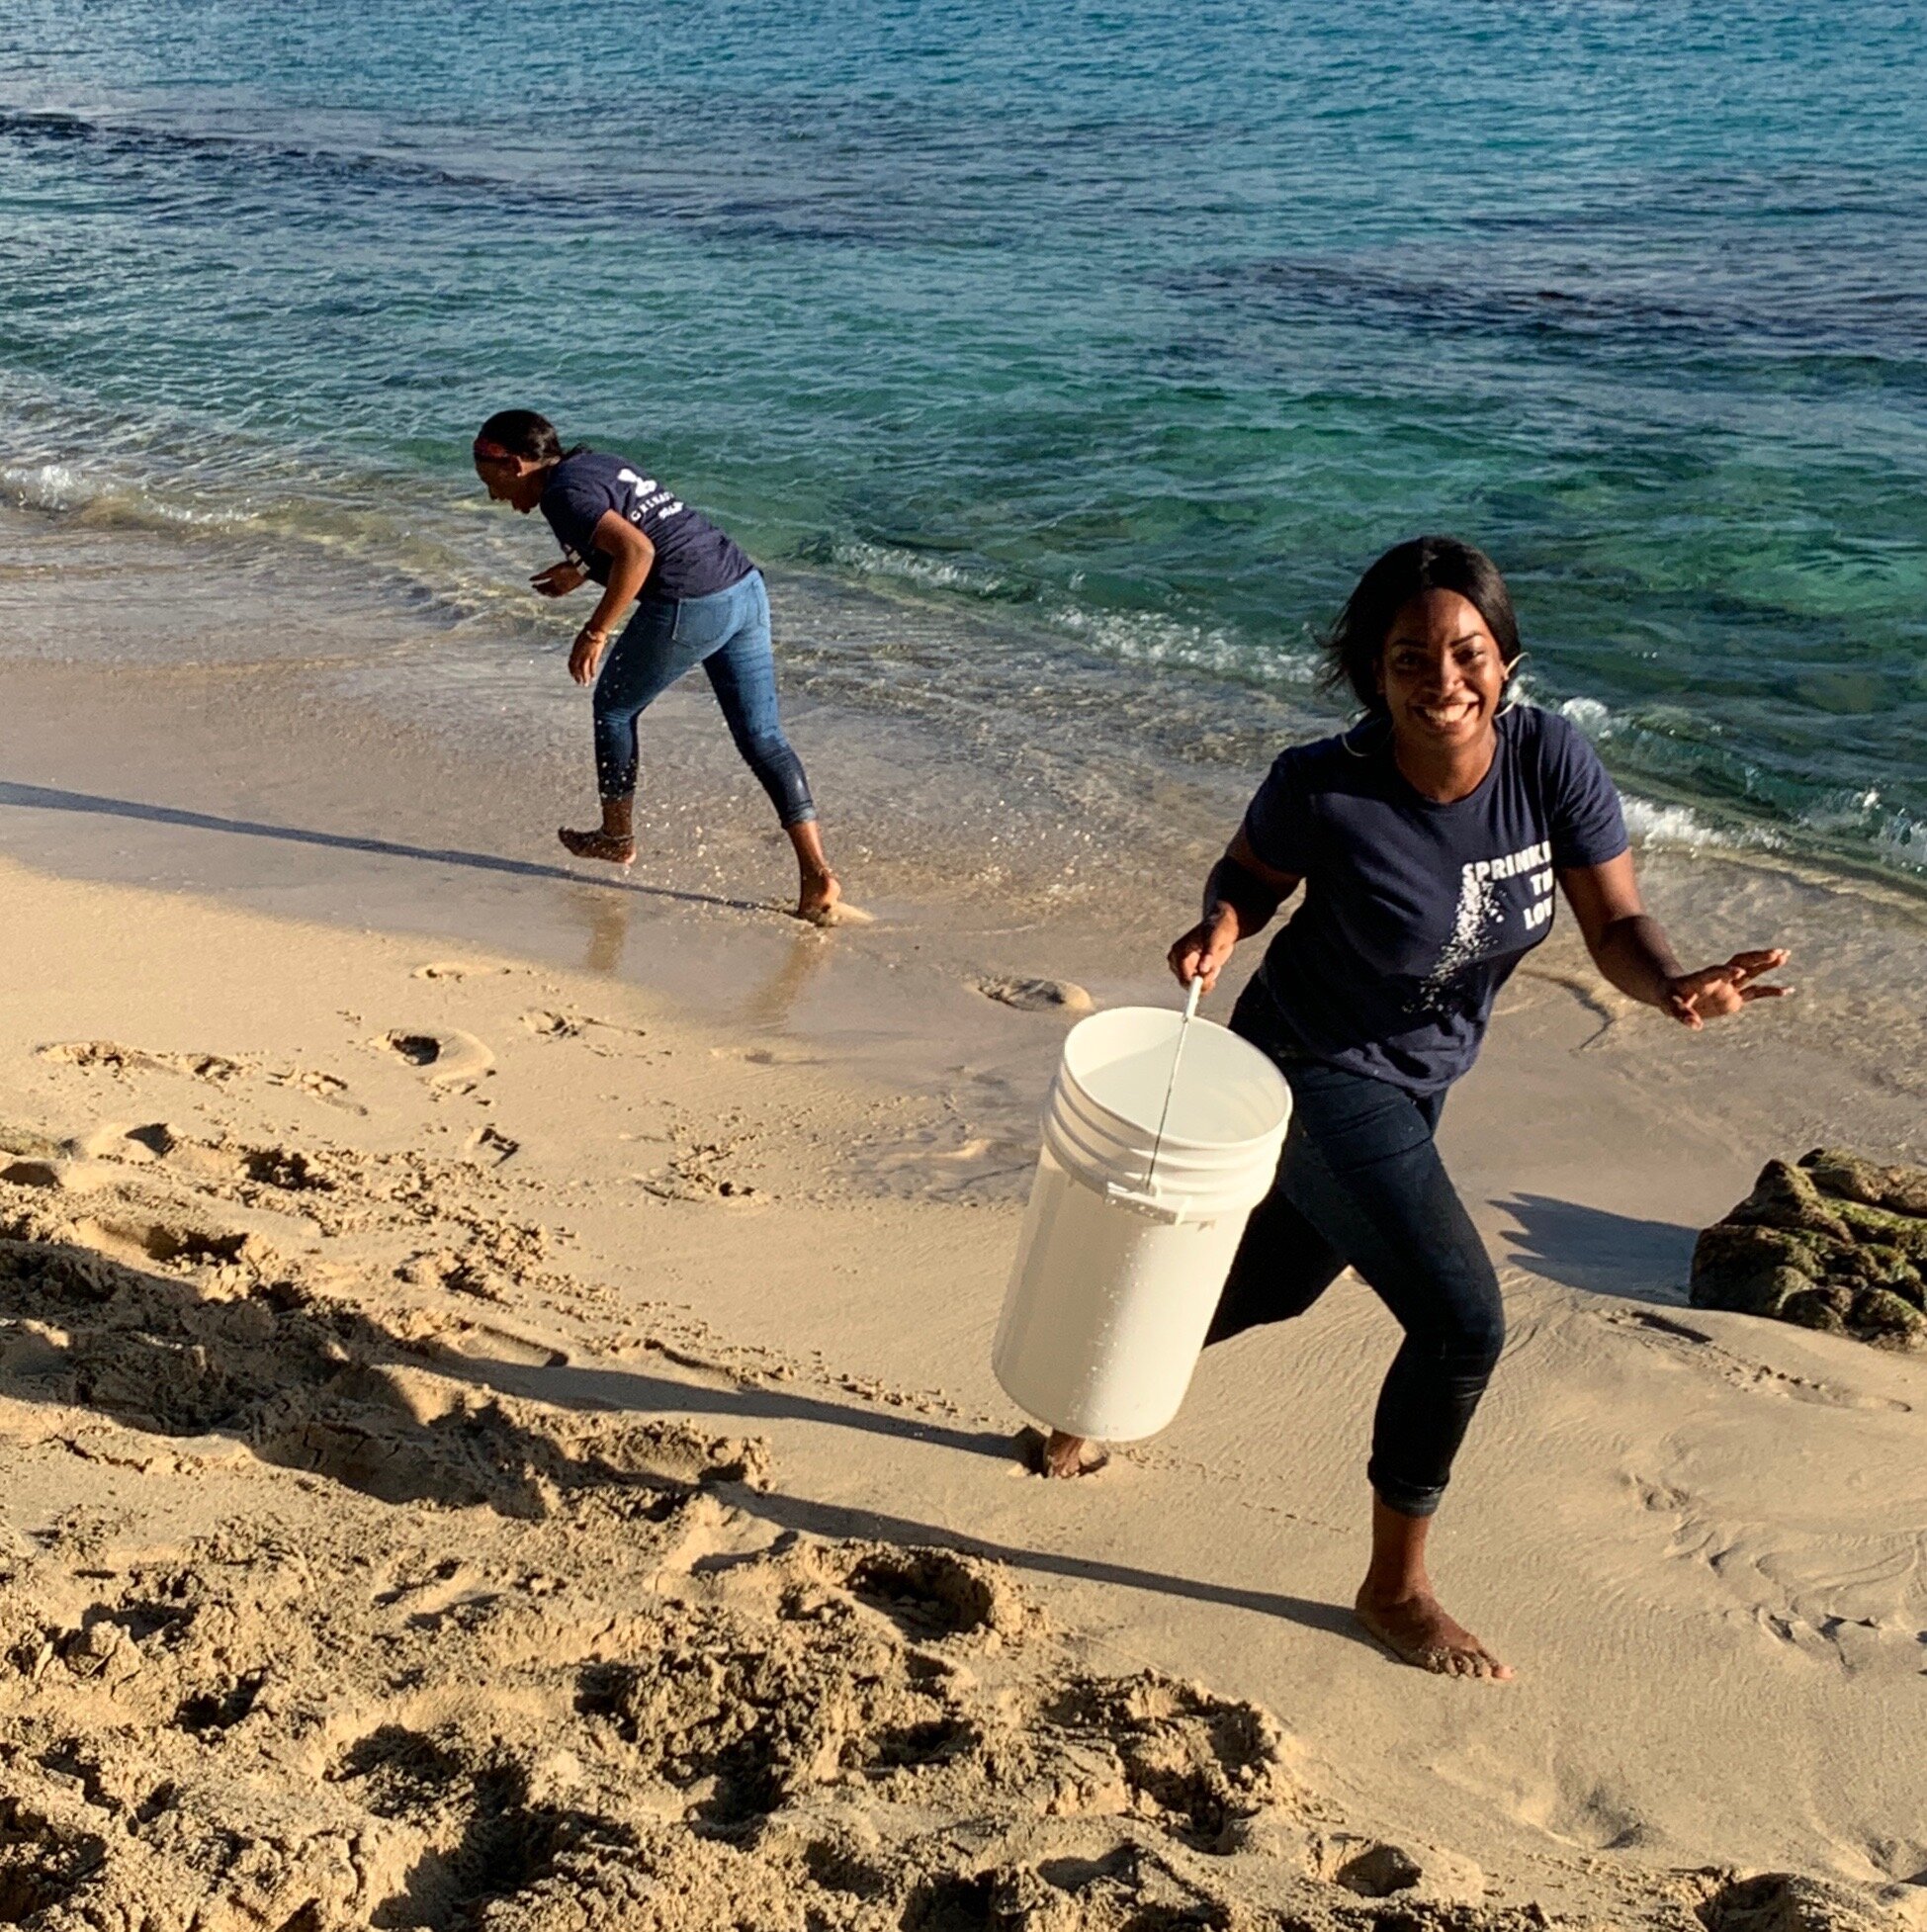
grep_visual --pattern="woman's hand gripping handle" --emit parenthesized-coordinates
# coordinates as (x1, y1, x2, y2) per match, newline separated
(1168, 904, 1242, 995)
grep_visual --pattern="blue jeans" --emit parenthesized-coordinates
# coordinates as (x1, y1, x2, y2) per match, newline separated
(1211, 989, 1506, 1518)
(592, 570, 816, 827)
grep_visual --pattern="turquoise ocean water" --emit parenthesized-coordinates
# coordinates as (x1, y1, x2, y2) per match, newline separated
(2, 0, 1924, 883)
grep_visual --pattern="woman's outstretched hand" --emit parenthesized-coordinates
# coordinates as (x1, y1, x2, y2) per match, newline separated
(532, 561, 587, 598)
(1167, 905, 1241, 994)
(1662, 948, 1793, 1029)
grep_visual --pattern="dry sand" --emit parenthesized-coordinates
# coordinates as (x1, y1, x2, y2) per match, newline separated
(0, 849, 1922, 1932)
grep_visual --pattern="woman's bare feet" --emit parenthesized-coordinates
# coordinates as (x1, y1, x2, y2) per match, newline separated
(796, 867, 842, 924)
(1035, 1429, 1109, 1479)
(561, 794, 636, 868)
(786, 820, 843, 924)
(1355, 1581, 1512, 1679)
(558, 826, 636, 867)
(1356, 1491, 1512, 1680)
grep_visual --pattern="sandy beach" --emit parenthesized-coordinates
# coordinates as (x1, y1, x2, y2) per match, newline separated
(1, 511, 1925, 1928)
(7, 1, 1927, 1915)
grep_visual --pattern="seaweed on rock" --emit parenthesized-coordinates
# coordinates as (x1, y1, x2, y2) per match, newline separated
(1690, 1150, 1927, 1349)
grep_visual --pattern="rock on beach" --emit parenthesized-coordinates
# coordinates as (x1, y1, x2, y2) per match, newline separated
(1690, 1148, 1927, 1349)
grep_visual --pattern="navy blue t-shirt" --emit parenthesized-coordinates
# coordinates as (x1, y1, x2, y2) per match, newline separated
(1237, 705, 1628, 1094)
(539, 449, 752, 601)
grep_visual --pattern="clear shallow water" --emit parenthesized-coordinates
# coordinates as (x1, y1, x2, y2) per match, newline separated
(2, 1, 1924, 883)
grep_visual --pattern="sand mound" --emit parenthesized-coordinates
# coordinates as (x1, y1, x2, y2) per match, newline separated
(0, 1189, 1325, 1932)
(973, 976, 1095, 1016)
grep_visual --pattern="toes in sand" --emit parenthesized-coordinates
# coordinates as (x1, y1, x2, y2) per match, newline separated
(1354, 1585, 1514, 1681)
(794, 868, 877, 926)
(797, 897, 873, 927)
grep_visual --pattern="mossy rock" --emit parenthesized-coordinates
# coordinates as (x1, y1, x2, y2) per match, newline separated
(1780, 1286, 1854, 1334)
(1839, 1246, 1925, 1307)
(1799, 1146, 1927, 1218)
(1692, 1150, 1927, 1351)
(1849, 1287, 1927, 1349)
(1723, 1161, 1853, 1242)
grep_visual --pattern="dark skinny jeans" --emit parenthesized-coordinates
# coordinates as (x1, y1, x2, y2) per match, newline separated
(592, 569, 816, 827)
(1210, 1002, 1505, 1519)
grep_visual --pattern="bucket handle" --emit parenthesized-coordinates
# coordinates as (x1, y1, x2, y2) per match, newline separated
(1101, 1178, 1188, 1224)
(1114, 975, 1203, 1223)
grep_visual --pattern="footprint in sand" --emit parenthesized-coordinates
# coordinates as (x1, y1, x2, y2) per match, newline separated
(1701, 1874, 1899, 1932)
(521, 1010, 584, 1039)
(1313, 1838, 1425, 1898)
(421, 1318, 568, 1370)
(60, 1210, 255, 1271)
(39, 1040, 247, 1085)
(411, 960, 511, 982)
(264, 1065, 360, 1111)
(521, 1009, 649, 1051)
(466, 1124, 521, 1164)
(1306, 1834, 1486, 1908)
(40, 1044, 356, 1113)
(0, 1155, 121, 1195)
(640, 1140, 762, 1204)
(973, 976, 1094, 1015)
(1611, 1309, 1912, 1413)
(0, 1122, 68, 1162)
(374, 1028, 495, 1090)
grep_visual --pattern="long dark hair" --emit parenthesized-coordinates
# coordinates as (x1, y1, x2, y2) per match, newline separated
(1323, 536, 1520, 716)
(475, 408, 585, 462)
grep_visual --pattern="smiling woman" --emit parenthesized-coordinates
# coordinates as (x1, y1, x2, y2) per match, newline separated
(1039, 537, 1795, 1684)
(1326, 536, 1521, 747)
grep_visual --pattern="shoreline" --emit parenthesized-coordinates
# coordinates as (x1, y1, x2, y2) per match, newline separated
(1, 499, 1922, 1165)
(5, 492, 1924, 909)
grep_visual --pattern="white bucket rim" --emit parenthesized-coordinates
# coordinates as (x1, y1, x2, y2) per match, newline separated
(1058, 1005, 1289, 1152)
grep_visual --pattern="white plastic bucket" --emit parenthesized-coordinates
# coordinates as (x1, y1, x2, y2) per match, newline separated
(993, 1003, 1291, 1443)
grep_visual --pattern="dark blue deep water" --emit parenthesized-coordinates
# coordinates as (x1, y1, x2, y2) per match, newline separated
(3, 1, 1924, 878)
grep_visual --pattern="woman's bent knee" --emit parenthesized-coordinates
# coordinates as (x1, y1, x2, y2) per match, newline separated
(1406, 1264, 1505, 1373)
(1457, 1299, 1506, 1373)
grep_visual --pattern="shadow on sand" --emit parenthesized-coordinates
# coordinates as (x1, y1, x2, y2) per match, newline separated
(0, 778, 767, 917)
(1494, 1191, 1698, 1305)
(0, 1228, 1369, 1650)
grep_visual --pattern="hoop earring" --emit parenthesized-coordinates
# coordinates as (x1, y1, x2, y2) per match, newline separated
(1496, 652, 1528, 716)
(1340, 711, 1388, 757)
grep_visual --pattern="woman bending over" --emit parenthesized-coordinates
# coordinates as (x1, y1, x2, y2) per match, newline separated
(474, 409, 840, 922)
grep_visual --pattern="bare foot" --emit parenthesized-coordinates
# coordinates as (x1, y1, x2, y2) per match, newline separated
(1355, 1581, 1513, 1680)
(795, 868, 842, 924)
(559, 826, 636, 867)
(1030, 1428, 1109, 1479)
